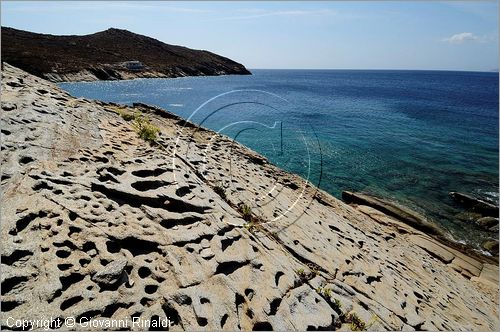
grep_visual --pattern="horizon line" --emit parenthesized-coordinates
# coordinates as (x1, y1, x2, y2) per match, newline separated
(248, 68, 499, 73)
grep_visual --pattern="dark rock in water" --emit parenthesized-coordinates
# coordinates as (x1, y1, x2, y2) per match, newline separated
(341, 191, 445, 237)
(449, 192, 499, 217)
(455, 211, 483, 223)
(476, 217, 499, 229)
(482, 239, 499, 256)
(91, 258, 127, 286)
(454, 213, 499, 232)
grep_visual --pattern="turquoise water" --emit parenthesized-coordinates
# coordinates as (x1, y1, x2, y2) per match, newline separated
(60, 69, 499, 247)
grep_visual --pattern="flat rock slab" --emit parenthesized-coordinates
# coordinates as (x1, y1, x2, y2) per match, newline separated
(479, 263, 500, 285)
(342, 191, 445, 236)
(1, 63, 498, 331)
(409, 235, 455, 264)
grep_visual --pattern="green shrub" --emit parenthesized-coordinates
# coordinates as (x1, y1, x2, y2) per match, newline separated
(239, 203, 252, 221)
(332, 297, 342, 312)
(296, 268, 308, 280)
(316, 287, 336, 305)
(134, 116, 160, 143)
(243, 221, 257, 233)
(347, 313, 366, 331)
(121, 111, 137, 121)
(109, 105, 138, 121)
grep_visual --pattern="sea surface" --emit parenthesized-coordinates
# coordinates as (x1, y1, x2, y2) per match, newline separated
(60, 69, 499, 248)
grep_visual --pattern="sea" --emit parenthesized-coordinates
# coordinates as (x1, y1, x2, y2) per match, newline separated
(59, 69, 499, 249)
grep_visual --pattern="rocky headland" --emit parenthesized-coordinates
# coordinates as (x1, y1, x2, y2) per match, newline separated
(1, 63, 499, 331)
(1, 27, 251, 82)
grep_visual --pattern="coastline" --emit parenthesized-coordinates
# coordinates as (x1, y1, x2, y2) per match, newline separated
(1, 63, 498, 330)
(43, 67, 252, 84)
(59, 69, 499, 254)
(1, 27, 252, 84)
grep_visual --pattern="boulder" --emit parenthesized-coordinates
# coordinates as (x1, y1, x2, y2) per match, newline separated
(476, 217, 499, 229)
(91, 259, 127, 286)
(454, 213, 499, 232)
(449, 192, 498, 217)
(482, 240, 499, 256)
(455, 211, 483, 223)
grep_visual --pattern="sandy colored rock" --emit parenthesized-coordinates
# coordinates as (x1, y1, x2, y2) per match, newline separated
(91, 258, 128, 286)
(408, 235, 455, 264)
(478, 263, 500, 285)
(342, 191, 445, 236)
(1, 63, 498, 331)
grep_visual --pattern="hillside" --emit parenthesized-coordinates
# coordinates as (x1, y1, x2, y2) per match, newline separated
(1, 27, 251, 82)
(1, 63, 498, 331)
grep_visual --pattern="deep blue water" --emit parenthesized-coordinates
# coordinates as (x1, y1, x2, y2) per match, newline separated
(60, 69, 499, 247)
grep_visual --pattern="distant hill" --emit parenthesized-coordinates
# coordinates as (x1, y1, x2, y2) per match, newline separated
(1, 27, 251, 82)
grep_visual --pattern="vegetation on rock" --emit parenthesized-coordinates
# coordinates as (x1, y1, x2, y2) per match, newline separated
(133, 115, 160, 143)
(239, 203, 252, 222)
(213, 182, 227, 200)
(346, 312, 366, 331)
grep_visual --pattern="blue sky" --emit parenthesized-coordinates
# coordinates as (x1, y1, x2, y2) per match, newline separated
(2, 1, 498, 71)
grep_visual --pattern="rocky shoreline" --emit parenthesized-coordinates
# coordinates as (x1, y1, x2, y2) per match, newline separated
(1, 63, 498, 331)
(342, 191, 499, 262)
(1, 27, 251, 83)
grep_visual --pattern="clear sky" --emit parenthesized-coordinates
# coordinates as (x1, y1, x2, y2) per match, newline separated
(1, 1, 498, 71)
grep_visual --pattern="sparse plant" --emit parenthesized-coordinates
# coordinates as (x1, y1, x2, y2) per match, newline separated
(121, 111, 137, 121)
(213, 182, 227, 200)
(296, 268, 308, 280)
(346, 312, 366, 331)
(133, 115, 160, 143)
(317, 287, 335, 303)
(243, 221, 256, 233)
(306, 262, 321, 277)
(109, 105, 138, 121)
(239, 203, 252, 221)
(332, 297, 342, 312)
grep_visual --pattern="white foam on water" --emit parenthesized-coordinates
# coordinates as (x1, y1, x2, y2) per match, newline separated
(474, 188, 499, 205)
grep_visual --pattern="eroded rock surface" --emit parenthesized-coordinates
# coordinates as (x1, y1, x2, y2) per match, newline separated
(1, 63, 498, 331)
